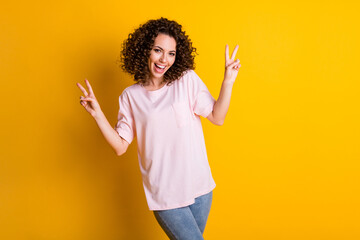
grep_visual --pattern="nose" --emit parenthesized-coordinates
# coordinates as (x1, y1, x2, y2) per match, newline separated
(160, 53, 167, 63)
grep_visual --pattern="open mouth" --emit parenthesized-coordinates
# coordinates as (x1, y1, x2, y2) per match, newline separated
(154, 63, 166, 73)
(155, 63, 165, 69)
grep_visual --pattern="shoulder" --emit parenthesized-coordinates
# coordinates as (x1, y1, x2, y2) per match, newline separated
(176, 70, 202, 86)
(180, 69, 198, 80)
(117, 83, 143, 105)
(120, 83, 142, 97)
(178, 70, 206, 89)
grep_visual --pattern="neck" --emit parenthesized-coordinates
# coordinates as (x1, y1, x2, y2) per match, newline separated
(144, 77, 166, 91)
(147, 77, 164, 87)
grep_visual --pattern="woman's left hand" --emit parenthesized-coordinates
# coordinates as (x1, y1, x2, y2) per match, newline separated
(224, 44, 241, 84)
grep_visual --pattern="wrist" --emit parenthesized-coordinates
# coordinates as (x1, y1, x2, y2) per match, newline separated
(222, 78, 235, 87)
(93, 109, 105, 121)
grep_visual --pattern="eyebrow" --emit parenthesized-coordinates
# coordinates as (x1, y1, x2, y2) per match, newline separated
(154, 46, 176, 52)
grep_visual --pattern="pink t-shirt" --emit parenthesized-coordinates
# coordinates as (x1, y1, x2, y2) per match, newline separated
(115, 70, 216, 211)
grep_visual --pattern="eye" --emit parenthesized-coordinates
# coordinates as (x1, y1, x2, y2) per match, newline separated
(154, 49, 161, 53)
(169, 52, 176, 57)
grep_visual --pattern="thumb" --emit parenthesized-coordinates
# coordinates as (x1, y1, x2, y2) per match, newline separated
(227, 59, 240, 69)
(81, 96, 95, 102)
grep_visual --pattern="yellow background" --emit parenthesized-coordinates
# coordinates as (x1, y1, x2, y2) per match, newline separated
(1, 0, 359, 239)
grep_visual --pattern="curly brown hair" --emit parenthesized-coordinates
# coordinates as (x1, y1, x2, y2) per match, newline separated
(120, 17, 197, 85)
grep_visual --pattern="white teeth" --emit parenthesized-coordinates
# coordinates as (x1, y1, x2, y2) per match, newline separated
(155, 64, 165, 69)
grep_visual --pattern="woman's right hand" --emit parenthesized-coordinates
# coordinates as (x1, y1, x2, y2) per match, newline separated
(76, 79, 102, 118)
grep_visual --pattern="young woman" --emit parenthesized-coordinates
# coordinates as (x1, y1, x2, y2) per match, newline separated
(77, 17, 241, 240)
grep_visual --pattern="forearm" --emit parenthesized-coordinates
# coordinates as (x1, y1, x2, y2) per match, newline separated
(93, 111, 128, 156)
(211, 80, 234, 125)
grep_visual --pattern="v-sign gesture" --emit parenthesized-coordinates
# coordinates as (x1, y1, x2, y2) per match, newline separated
(224, 44, 241, 84)
(206, 44, 241, 126)
(77, 79, 102, 118)
(76, 78, 129, 155)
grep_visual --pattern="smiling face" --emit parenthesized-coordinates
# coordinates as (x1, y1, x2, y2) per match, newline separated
(147, 33, 177, 83)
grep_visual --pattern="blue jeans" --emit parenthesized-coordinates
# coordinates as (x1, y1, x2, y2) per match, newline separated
(153, 191, 213, 240)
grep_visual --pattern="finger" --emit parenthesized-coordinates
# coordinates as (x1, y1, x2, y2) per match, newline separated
(234, 63, 241, 70)
(231, 45, 239, 61)
(226, 58, 240, 68)
(80, 100, 91, 111)
(76, 83, 89, 96)
(225, 44, 229, 62)
(228, 59, 240, 69)
(81, 96, 95, 102)
(80, 96, 86, 105)
(85, 79, 95, 96)
(80, 96, 85, 105)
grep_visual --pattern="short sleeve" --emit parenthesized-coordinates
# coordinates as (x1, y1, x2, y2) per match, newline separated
(114, 91, 135, 144)
(188, 70, 216, 118)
